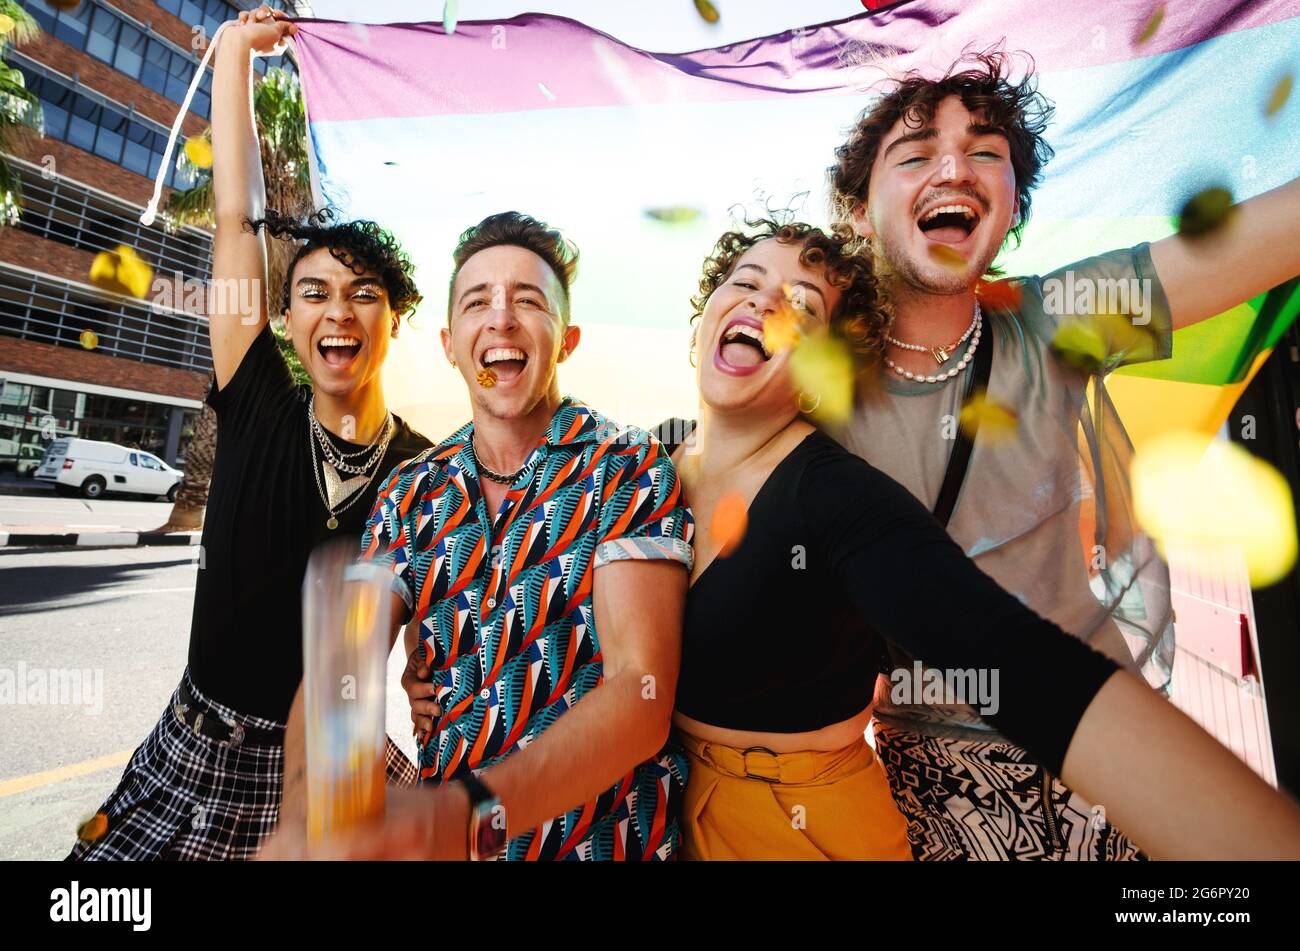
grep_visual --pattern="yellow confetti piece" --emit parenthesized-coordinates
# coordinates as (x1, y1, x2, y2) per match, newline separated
(789, 329, 854, 425)
(643, 206, 701, 224)
(1133, 432, 1298, 588)
(1051, 318, 1108, 373)
(89, 245, 153, 299)
(443, 0, 458, 35)
(1266, 73, 1292, 116)
(959, 389, 1018, 445)
(1135, 4, 1164, 45)
(0, 14, 15, 35)
(76, 811, 108, 843)
(927, 243, 967, 274)
(711, 492, 748, 557)
(1177, 186, 1235, 239)
(476, 367, 497, 388)
(695, 0, 721, 25)
(538, 82, 556, 101)
(79, 329, 99, 350)
(183, 135, 212, 169)
(763, 303, 802, 356)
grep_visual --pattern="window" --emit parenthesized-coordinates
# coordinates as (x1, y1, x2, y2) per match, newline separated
(67, 95, 99, 153)
(114, 25, 146, 81)
(122, 123, 153, 177)
(129, 451, 139, 465)
(93, 110, 126, 164)
(52, 2, 91, 49)
(86, 6, 119, 64)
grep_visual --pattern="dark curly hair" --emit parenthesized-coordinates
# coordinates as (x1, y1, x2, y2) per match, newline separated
(829, 46, 1055, 250)
(246, 208, 422, 318)
(447, 211, 579, 324)
(691, 218, 890, 375)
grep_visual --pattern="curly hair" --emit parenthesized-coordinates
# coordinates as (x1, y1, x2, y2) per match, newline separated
(829, 46, 1055, 250)
(246, 208, 423, 318)
(690, 218, 890, 375)
(447, 211, 579, 324)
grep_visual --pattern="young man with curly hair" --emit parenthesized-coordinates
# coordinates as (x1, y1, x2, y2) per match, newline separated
(68, 9, 430, 861)
(829, 48, 1300, 861)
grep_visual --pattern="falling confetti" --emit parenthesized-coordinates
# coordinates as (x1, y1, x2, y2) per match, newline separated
(382, 160, 399, 166)
(694, 0, 720, 25)
(644, 206, 702, 224)
(79, 329, 99, 350)
(976, 278, 1024, 313)
(763, 295, 802, 356)
(89, 245, 153, 299)
(76, 812, 108, 843)
(538, 82, 556, 101)
(183, 135, 212, 169)
(1266, 73, 1292, 116)
(0, 14, 14, 35)
(1177, 186, 1235, 239)
(476, 367, 497, 388)
(927, 243, 967, 274)
(959, 389, 1018, 445)
(443, 0, 458, 35)
(1051, 312, 1157, 374)
(789, 329, 854, 425)
(1135, 4, 1164, 45)
(1133, 432, 1298, 587)
(711, 492, 747, 556)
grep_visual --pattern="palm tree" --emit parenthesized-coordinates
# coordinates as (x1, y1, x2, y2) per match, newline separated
(154, 66, 313, 532)
(0, 1, 43, 226)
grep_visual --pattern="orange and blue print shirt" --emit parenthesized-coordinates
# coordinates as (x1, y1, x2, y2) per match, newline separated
(361, 398, 694, 859)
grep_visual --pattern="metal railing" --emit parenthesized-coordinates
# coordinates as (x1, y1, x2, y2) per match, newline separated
(12, 159, 213, 281)
(0, 263, 213, 374)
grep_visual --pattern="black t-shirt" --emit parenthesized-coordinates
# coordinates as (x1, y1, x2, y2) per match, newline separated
(187, 326, 430, 721)
(660, 423, 1120, 777)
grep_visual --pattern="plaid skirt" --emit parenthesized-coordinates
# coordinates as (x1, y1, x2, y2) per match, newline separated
(68, 669, 419, 861)
(873, 721, 1147, 861)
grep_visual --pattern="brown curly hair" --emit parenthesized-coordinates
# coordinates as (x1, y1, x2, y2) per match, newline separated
(829, 46, 1055, 250)
(690, 219, 889, 374)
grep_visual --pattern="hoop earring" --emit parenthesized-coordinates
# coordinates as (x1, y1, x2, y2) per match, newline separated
(798, 391, 822, 415)
(688, 332, 698, 368)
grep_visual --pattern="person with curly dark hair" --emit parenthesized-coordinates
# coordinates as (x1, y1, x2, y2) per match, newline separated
(826, 46, 1300, 861)
(68, 6, 431, 861)
(647, 220, 1300, 860)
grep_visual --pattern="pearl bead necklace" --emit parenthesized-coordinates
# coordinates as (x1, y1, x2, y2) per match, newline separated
(885, 302, 980, 357)
(884, 306, 983, 384)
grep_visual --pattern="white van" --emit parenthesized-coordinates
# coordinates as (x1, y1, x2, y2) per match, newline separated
(34, 438, 183, 501)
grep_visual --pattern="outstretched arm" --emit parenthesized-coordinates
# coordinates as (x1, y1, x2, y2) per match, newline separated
(1150, 176, 1300, 331)
(209, 9, 297, 388)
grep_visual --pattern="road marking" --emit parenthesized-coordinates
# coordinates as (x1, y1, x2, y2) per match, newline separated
(0, 750, 132, 798)
(119, 587, 196, 595)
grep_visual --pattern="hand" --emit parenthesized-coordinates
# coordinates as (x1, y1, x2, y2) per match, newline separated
(223, 5, 298, 57)
(401, 646, 441, 738)
(257, 785, 471, 860)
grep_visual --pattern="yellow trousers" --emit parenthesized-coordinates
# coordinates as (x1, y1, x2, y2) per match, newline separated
(676, 730, 913, 861)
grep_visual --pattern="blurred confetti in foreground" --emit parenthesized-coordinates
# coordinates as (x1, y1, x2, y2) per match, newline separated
(76, 812, 108, 844)
(711, 491, 747, 556)
(1178, 186, 1235, 239)
(443, 0, 458, 36)
(1051, 312, 1159, 374)
(0, 13, 15, 36)
(183, 135, 213, 169)
(644, 206, 701, 224)
(976, 278, 1024, 313)
(959, 389, 1018, 445)
(789, 329, 854, 424)
(1134, 4, 1165, 46)
(1133, 432, 1298, 587)
(694, 1, 720, 26)
(1266, 73, 1292, 116)
(89, 245, 153, 299)
(928, 243, 967, 274)
(79, 328, 99, 350)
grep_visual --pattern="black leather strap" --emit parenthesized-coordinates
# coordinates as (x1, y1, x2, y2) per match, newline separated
(932, 320, 995, 529)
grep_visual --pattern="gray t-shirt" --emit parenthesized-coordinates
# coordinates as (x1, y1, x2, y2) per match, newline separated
(844, 243, 1176, 739)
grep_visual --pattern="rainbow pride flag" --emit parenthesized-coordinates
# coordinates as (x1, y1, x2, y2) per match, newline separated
(289, 0, 1300, 441)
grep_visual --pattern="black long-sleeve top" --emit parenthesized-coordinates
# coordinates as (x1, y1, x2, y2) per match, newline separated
(669, 426, 1120, 776)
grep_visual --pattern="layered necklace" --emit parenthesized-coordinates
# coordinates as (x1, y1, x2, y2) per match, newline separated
(307, 395, 394, 530)
(883, 301, 982, 384)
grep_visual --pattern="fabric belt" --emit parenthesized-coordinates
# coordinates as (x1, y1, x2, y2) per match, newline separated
(174, 680, 285, 748)
(675, 730, 861, 785)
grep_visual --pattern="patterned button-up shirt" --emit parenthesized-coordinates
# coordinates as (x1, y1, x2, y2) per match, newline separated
(361, 398, 694, 860)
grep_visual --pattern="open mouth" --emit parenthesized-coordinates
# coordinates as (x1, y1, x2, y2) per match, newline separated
(480, 346, 529, 384)
(917, 202, 981, 245)
(718, 318, 772, 369)
(318, 334, 362, 368)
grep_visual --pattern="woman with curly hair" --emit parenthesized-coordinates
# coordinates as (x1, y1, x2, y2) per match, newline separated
(68, 7, 430, 861)
(656, 219, 1300, 860)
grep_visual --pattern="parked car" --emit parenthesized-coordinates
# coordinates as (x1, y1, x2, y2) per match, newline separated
(34, 438, 183, 501)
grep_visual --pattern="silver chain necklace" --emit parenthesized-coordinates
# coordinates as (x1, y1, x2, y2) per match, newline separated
(471, 435, 536, 485)
(308, 395, 393, 476)
(306, 400, 394, 529)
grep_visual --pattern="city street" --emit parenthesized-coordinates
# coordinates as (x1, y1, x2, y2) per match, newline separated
(0, 494, 416, 860)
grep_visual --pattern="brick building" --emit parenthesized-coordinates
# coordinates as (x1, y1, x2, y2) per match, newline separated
(0, 0, 303, 476)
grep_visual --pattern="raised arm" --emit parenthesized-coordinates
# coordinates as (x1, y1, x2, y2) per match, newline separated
(801, 448, 1300, 859)
(1150, 175, 1300, 331)
(209, 10, 297, 388)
